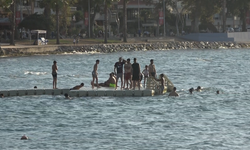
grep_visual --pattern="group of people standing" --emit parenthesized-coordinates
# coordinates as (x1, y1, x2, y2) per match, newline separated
(51, 58, 179, 96)
(90, 57, 158, 90)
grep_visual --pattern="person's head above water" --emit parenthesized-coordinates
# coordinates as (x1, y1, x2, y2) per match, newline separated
(189, 88, 194, 94)
(196, 86, 201, 91)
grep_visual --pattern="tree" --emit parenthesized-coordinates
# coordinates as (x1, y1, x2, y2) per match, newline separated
(123, 0, 128, 42)
(181, 0, 221, 33)
(39, 0, 77, 44)
(227, 0, 250, 31)
(0, 0, 16, 45)
(18, 13, 53, 31)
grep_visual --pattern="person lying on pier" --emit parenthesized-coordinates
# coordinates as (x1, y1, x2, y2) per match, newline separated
(92, 73, 116, 87)
(70, 83, 84, 90)
(169, 87, 179, 97)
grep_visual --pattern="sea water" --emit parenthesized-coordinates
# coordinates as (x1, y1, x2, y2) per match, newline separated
(0, 49, 250, 150)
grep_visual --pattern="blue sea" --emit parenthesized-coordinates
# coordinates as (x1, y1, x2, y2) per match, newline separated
(1, 49, 250, 150)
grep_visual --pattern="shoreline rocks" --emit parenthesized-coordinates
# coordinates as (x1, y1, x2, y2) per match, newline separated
(1, 41, 250, 57)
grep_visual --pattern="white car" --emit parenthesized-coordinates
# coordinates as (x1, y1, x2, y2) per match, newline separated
(227, 28, 234, 32)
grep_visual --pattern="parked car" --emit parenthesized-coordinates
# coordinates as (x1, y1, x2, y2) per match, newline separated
(144, 31, 150, 37)
(234, 27, 241, 32)
(227, 27, 234, 32)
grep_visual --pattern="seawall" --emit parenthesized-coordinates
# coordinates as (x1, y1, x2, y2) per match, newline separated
(1, 41, 250, 57)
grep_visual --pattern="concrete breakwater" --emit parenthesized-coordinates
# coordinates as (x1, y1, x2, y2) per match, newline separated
(1, 41, 250, 57)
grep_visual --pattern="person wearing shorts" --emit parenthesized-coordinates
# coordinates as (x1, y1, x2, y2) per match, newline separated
(132, 58, 141, 90)
(149, 59, 156, 78)
(142, 65, 149, 88)
(52, 60, 58, 89)
(123, 58, 132, 89)
(91, 60, 100, 89)
(114, 57, 125, 90)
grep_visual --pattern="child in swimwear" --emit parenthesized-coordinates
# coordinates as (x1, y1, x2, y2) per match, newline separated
(142, 65, 149, 88)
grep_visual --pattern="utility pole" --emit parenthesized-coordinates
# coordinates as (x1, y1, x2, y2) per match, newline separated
(104, 0, 107, 43)
(11, 0, 16, 46)
(163, 0, 166, 37)
(56, 3, 60, 44)
(88, 0, 90, 38)
(138, 0, 140, 32)
(222, 0, 226, 32)
(123, 0, 127, 42)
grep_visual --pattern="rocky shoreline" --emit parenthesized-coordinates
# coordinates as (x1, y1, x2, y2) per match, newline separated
(1, 41, 250, 57)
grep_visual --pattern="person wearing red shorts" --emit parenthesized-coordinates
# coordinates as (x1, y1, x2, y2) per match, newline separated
(124, 58, 132, 89)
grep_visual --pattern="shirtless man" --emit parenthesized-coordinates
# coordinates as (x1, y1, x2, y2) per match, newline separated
(114, 57, 125, 90)
(91, 60, 100, 89)
(142, 65, 149, 88)
(169, 87, 179, 97)
(70, 83, 84, 90)
(132, 58, 141, 90)
(155, 73, 165, 94)
(124, 58, 132, 89)
(148, 59, 156, 77)
(94, 73, 116, 87)
(52, 61, 58, 89)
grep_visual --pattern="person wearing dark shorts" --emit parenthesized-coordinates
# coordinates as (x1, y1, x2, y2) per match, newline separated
(132, 58, 141, 90)
(52, 60, 58, 89)
(114, 57, 125, 90)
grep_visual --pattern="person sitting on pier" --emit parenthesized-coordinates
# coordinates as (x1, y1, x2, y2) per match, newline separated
(70, 83, 84, 90)
(169, 87, 179, 97)
(93, 72, 116, 87)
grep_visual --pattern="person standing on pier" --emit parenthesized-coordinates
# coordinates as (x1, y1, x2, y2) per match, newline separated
(132, 58, 141, 90)
(114, 57, 125, 90)
(149, 59, 156, 77)
(91, 60, 100, 89)
(52, 61, 58, 89)
(124, 58, 132, 89)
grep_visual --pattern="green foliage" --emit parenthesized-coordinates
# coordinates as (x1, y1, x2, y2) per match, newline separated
(73, 11, 84, 22)
(18, 13, 54, 30)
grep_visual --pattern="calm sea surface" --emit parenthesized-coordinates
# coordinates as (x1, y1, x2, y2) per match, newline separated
(1, 49, 250, 150)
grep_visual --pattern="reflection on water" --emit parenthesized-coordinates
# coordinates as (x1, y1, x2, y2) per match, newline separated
(1, 49, 250, 149)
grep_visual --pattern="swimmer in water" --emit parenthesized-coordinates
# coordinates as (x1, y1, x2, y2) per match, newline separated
(21, 135, 28, 140)
(64, 93, 71, 99)
(189, 88, 194, 94)
(168, 87, 179, 97)
(0, 93, 4, 98)
(216, 90, 220, 94)
(195, 86, 202, 92)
